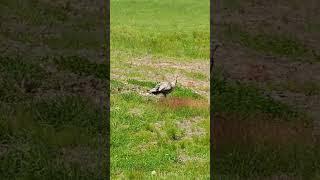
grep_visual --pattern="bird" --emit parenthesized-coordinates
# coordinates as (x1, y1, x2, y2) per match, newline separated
(148, 76, 178, 97)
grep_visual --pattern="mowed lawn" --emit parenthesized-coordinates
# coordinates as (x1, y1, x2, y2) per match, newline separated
(110, 0, 210, 178)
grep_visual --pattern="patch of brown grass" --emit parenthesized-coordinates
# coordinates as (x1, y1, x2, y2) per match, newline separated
(158, 97, 208, 109)
(212, 112, 313, 150)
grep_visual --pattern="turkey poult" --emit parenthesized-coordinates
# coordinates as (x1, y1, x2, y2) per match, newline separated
(148, 76, 178, 97)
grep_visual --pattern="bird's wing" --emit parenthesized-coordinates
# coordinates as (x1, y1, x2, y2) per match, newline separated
(158, 82, 171, 91)
(149, 83, 161, 92)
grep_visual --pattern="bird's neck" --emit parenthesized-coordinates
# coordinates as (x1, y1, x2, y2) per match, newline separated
(171, 79, 177, 87)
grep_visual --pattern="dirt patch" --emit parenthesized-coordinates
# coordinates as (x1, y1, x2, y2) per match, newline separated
(177, 152, 206, 164)
(128, 108, 143, 117)
(152, 121, 166, 137)
(112, 59, 210, 96)
(158, 97, 208, 109)
(131, 57, 209, 74)
(176, 117, 206, 139)
(135, 141, 158, 153)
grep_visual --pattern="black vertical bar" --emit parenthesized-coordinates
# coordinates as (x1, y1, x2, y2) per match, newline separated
(105, 0, 110, 178)
(210, 0, 214, 178)
(210, 0, 220, 179)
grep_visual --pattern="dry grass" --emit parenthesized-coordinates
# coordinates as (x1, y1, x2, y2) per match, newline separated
(158, 97, 208, 109)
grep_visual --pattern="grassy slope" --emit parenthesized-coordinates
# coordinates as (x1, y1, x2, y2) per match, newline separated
(111, 0, 210, 178)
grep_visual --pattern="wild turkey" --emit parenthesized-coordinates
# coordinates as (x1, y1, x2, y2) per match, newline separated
(149, 76, 178, 97)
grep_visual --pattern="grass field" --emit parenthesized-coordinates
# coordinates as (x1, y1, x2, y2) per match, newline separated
(0, 0, 107, 179)
(111, 0, 210, 178)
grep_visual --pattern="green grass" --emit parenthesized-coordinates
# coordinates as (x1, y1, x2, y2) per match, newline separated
(184, 71, 208, 81)
(111, 91, 209, 179)
(171, 87, 203, 99)
(127, 79, 156, 88)
(111, 0, 210, 178)
(111, 0, 209, 59)
(112, 62, 210, 177)
(111, 80, 126, 92)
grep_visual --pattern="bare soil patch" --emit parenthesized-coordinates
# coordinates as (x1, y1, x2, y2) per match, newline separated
(176, 117, 206, 139)
(158, 97, 208, 109)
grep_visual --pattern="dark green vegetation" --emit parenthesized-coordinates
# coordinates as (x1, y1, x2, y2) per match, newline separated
(0, 0, 103, 50)
(222, 24, 311, 59)
(0, 0, 107, 179)
(0, 56, 107, 179)
(0, 56, 46, 102)
(54, 56, 109, 79)
(212, 75, 301, 120)
(0, 96, 105, 179)
(213, 0, 320, 179)
(211, 72, 319, 179)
